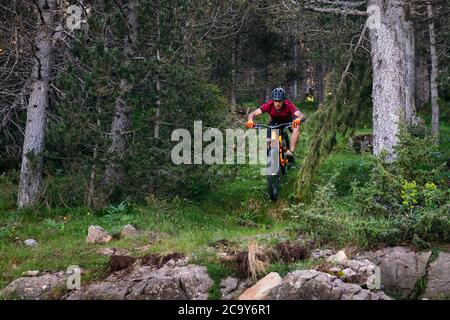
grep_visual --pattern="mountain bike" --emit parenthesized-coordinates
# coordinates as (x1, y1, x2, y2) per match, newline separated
(253, 122, 293, 201)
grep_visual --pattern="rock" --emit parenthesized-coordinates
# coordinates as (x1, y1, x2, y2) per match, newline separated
(164, 257, 189, 268)
(423, 252, 450, 299)
(22, 270, 40, 277)
(311, 249, 334, 260)
(341, 259, 377, 288)
(367, 246, 431, 298)
(239, 272, 283, 300)
(97, 247, 129, 256)
(220, 277, 239, 300)
(220, 277, 252, 300)
(120, 224, 142, 238)
(264, 270, 392, 300)
(24, 239, 38, 247)
(86, 226, 112, 244)
(0, 272, 67, 300)
(319, 258, 377, 289)
(64, 264, 213, 300)
(326, 250, 348, 264)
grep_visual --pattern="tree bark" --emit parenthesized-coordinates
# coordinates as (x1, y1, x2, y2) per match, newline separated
(368, 0, 408, 161)
(154, 0, 161, 139)
(290, 41, 299, 99)
(404, 21, 416, 126)
(415, 53, 430, 110)
(104, 0, 137, 187)
(427, 2, 439, 135)
(230, 37, 237, 112)
(17, 0, 55, 208)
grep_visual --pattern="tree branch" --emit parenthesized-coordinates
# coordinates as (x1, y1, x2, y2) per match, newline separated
(305, 5, 368, 16)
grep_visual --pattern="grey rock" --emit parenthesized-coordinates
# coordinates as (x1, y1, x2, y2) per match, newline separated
(264, 270, 391, 300)
(220, 277, 252, 300)
(0, 272, 66, 300)
(423, 252, 450, 299)
(326, 250, 348, 264)
(220, 277, 239, 300)
(65, 264, 213, 300)
(341, 259, 377, 288)
(97, 247, 130, 256)
(22, 270, 40, 277)
(310, 249, 334, 260)
(120, 224, 142, 238)
(368, 246, 431, 298)
(24, 239, 38, 247)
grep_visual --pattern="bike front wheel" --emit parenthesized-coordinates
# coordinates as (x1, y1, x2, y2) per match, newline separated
(267, 148, 281, 201)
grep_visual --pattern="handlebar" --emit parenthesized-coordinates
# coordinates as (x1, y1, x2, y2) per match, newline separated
(253, 123, 292, 130)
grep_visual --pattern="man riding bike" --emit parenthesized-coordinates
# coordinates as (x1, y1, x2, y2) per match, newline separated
(246, 87, 306, 159)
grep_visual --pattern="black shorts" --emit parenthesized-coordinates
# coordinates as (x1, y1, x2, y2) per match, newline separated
(266, 118, 294, 139)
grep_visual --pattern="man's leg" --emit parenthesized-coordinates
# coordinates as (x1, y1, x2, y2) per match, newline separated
(289, 126, 300, 153)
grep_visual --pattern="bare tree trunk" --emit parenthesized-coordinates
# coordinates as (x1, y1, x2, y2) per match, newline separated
(290, 41, 298, 99)
(369, 0, 408, 161)
(405, 21, 416, 126)
(415, 53, 430, 110)
(315, 61, 327, 104)
(104, 0, 137, 187)
(298, 40, 307, 101)
(154, 0, 162, 139)
(17, 0, 55, 208)
(87, 110, 100, 209)
(427, 2, 439, 135)
(230, 38, 237, 112)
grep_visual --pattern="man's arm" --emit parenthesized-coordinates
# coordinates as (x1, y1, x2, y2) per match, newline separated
(248, 108, 263, 122)
(294, 110, 306, 123)
(246, 108, 263, 128)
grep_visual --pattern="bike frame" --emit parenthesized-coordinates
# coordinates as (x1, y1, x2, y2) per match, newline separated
(254, 122, 292, 173)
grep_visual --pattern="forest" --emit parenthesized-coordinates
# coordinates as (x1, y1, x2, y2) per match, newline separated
(0, 0, 449, 301)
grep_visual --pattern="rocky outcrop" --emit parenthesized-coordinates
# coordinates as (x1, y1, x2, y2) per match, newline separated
(319, 251, 378, 289)
(64, 264, 213, 300)
(0, 272, 67, 300)
(364, 246, 431, 298)
(264, 270, 391, 300)
(423, 252, 450, 299)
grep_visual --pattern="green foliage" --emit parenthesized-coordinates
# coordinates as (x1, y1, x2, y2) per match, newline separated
(296, 59, 373, 201)
(40, 173, 86, 208)
(350, 127, 449, 243)
(401, 180, 418, 209)
(101, 200, 136, 226)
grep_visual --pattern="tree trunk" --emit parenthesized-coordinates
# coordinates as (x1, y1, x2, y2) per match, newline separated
(17, 0, 55, 208)
(104, 0, 137, 187)
(298, 40, 307, 101)
(404, 21, 416, 126)
(368, 0, 408, 161)
(154, 0, 162, 139)
(290, 41, 298, 99)
(230, 38, 237, 112)
(427, 2, 439, 135)
(415, 53, 430, 111)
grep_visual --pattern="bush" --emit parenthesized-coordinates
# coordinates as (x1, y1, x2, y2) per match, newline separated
(0, 171, 18, 211)
(351, 127, 449, 243)
(288, 126, 449, 248)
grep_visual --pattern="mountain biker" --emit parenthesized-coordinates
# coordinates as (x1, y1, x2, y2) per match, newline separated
(246, 87, 306, 158)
